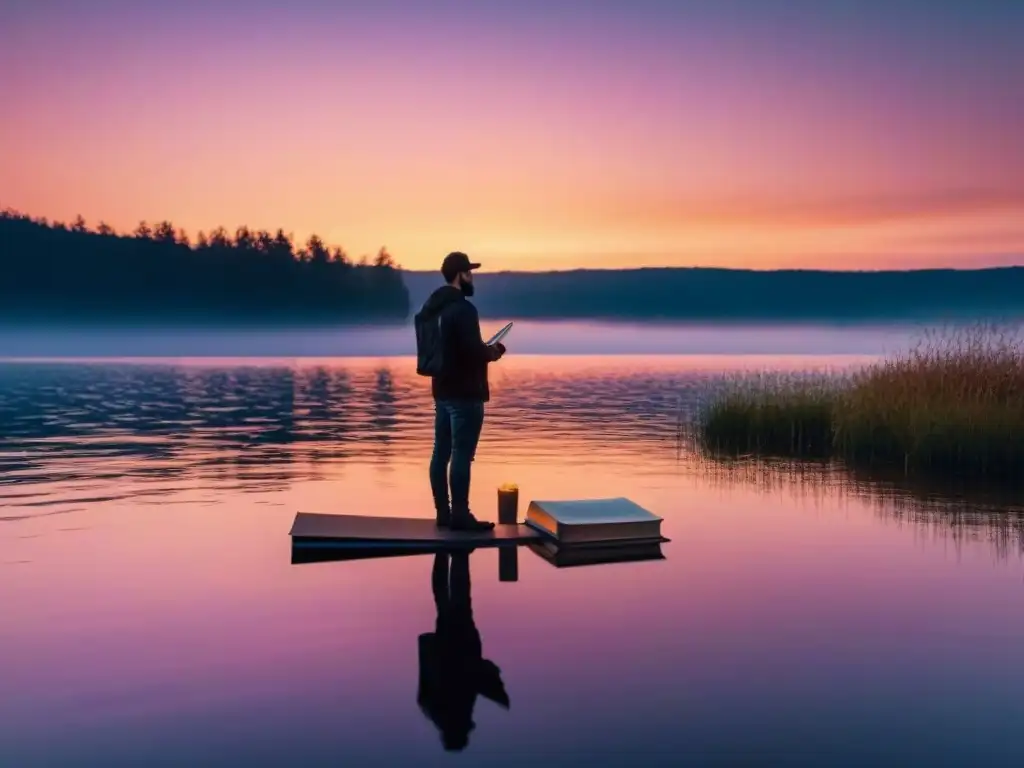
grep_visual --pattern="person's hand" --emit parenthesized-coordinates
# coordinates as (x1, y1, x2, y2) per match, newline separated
(492, 342, 506, 360)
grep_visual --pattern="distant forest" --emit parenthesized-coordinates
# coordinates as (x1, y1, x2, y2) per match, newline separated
(0, 209, 410, 325)
(6, 206, 1022, 328)
(404, 266, 1024, 322)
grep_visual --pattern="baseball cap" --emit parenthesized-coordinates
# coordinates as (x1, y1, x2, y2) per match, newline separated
(441, 251, 481, 281)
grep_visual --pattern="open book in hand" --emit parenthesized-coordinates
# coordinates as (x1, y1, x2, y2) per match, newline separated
(485, 321, 513, 347)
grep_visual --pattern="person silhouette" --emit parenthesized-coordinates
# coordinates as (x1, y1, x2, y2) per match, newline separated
(417, 550, 510, 751)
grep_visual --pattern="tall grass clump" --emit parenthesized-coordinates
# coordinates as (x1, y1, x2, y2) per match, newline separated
(698, 371, 839, 457)
(696, 324, 1024, 484)
(834, 325, 1024, 481)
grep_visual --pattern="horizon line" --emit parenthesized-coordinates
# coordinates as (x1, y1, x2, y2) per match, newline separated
(401, 263, 1024, 275)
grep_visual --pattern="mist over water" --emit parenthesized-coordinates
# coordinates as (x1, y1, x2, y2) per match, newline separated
(0, 319, 950, 358)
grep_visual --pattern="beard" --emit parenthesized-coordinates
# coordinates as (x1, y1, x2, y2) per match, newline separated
(460, 280, 475, 297)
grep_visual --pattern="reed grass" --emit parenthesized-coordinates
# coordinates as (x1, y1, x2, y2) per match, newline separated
(698, 371, 838, 457)
(695, 325, 1024, 483)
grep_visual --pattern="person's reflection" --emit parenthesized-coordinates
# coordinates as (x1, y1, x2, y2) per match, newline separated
(417, 550, 510, 751)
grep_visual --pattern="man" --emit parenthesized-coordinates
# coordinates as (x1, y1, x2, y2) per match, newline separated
(417, 252, 506, 531)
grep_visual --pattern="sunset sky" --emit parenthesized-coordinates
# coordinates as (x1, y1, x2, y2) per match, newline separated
(3, 0, 1023, 271)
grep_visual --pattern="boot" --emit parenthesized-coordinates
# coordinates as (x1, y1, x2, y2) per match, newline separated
(450, 512, 495, 532)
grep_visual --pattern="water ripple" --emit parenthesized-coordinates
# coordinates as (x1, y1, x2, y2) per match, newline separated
(1, 357, 1021, 558)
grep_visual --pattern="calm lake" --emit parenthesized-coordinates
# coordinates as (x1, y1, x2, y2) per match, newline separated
(3, 322, 1024, 766)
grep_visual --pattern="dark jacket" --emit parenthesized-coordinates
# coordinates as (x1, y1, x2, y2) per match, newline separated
(420, 286, 497, 402)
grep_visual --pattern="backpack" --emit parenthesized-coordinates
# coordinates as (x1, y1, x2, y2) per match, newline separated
(414, 307, 444, 376)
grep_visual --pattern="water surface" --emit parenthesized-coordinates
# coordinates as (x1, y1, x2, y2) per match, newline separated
(2, 352, 1024, 766)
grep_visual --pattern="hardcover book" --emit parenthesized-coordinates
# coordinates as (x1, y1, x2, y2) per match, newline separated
(525, 497, 663, 544)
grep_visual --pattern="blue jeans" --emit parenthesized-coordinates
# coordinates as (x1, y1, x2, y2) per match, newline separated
(430, 399, 484, 521)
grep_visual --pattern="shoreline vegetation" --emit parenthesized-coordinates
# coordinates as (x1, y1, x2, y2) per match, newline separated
(402, 267, 1024, 322)
(4, 206, 1024, 328)
(0, 209, 410, 324)
(693, 326, 1024, 486)
(4, 206, 1024, 327)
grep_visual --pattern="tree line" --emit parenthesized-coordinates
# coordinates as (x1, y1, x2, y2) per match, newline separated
(403, 266, 1024, 322)
(0, 209, 410, 324)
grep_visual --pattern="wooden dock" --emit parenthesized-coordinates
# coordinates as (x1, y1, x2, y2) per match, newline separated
(289, 512, 541, 552)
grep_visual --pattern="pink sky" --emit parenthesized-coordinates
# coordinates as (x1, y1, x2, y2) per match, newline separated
(2, 2, 1023, 270)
